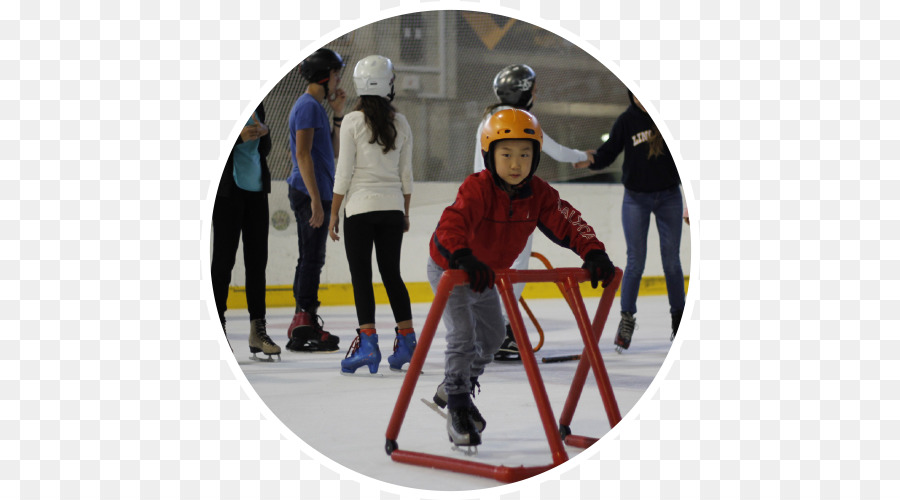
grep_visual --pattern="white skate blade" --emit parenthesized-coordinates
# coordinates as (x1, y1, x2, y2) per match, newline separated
(421, 398, 447, 420)
(286, 348, 341, 354)
(339, 370, 383, 378)
(389, 366, 424, 375)
(249, 353, 281, 362)
(451, 444, 478, 456)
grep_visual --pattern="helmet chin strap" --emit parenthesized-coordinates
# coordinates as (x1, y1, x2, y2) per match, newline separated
(313, 76, 332, 101)
(387, 83, 395, 102)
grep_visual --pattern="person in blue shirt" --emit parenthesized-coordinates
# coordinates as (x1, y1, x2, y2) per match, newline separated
(284, 48, 348, 353)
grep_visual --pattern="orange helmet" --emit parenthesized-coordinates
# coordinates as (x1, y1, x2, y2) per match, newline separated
(480, 108, 543, 153)
(480, 108, 544, 181)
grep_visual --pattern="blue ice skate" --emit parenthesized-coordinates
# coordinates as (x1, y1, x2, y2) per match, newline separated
(387, 328, 417, 372)
(341, 330, 381, 374)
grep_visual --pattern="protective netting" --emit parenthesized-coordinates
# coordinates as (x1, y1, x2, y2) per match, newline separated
(261, 11, 629, 184)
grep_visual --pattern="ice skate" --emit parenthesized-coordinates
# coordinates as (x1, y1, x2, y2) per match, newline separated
(493, 323, 520, 361)
(447, 403, 482, 449)
(614, 312, 636, 354)
(433, 381, 486, 432)
(387, 327, 417, 372)
(671, 310, 682, 342)
(248, 318, 281, 362)
(341, 329, 381, 374)
(433, 381, 448, 408)
(285, 304, 340, 353)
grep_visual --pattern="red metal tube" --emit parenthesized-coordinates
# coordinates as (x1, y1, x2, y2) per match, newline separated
(563, 435, 599, 449)
(559, 268, 623, 429)
(384, 266, 624, 481)
(497, 273, 569, 466)
(386, 270, 463, 441)
(390, 450, 556, 483)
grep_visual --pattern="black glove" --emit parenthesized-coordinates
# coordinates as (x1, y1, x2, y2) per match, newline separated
(449, 248, 495, 293)
(582, 249, 615, 289)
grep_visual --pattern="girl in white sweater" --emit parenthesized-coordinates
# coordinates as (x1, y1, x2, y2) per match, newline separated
(329, 55, 417, 375)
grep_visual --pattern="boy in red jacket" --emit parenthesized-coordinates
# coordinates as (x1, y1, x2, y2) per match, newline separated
(427, 109, 616, 448)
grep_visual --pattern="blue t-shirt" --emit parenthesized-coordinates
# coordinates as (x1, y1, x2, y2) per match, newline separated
(287, 93, 334, 200)
(232, 116, 263, 192)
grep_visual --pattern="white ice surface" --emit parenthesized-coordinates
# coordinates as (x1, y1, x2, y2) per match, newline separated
(225, 295, 674, 492)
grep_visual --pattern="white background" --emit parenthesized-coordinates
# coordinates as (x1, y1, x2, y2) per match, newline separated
(4, 0, 898, 499)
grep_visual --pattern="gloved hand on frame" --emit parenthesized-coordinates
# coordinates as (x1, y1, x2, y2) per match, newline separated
(582, 249, 615, 289)
(449, 248, 495, 293)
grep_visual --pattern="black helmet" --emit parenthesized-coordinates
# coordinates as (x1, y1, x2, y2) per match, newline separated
(300, 48, 345, 85)
(493, 64, 536, 109)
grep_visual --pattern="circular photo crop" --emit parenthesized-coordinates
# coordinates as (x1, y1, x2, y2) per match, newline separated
(210, 10, 689, 491)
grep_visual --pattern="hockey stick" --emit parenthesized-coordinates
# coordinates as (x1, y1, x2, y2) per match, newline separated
(541, 354, 581, 363)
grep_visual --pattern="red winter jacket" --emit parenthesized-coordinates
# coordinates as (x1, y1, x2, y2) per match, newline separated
(430, 171, 606, 270)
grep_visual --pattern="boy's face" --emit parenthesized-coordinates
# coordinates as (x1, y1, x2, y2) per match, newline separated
(493, 139, 534, 187)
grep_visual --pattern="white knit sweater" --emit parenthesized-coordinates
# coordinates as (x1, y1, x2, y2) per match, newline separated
(333, 110, 413, 218)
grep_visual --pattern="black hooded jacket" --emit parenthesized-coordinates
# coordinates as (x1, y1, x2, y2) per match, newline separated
(590, 93, 680, 192)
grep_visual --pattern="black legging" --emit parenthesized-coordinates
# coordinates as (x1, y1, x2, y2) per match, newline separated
(211, 189, 269, 322)
(343, 210, 412, 326)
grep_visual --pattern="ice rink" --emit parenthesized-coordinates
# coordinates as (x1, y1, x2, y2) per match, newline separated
(225, 294, 675, 491)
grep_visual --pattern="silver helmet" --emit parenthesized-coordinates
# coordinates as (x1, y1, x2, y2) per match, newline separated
(353, 55, 395, 100)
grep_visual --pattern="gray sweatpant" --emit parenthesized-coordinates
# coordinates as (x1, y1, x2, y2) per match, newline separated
(427, 257, 506, 396)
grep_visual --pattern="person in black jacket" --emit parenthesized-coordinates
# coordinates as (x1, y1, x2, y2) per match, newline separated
(577, 92, 685, 349)
(211, 103, 281, 360)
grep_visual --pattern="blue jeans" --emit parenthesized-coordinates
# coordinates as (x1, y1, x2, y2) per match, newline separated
(620, 186, 685, 316)
(288, 186, 331, 311)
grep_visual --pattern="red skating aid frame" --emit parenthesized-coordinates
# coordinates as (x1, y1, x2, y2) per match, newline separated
(384, 266, 624, 483)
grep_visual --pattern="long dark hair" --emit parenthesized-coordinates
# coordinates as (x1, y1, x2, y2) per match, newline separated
(628, 91, 667, 159)
(482, 102, 510, 120)
(355, 95, 397, 153)
(647, 124, 667, 159)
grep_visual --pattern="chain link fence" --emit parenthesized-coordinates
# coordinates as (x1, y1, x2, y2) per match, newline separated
(261, 11, 629, 184)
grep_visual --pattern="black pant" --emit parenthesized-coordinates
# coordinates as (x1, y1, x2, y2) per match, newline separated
(211, 189, 269, 322)
(288, 187, 331, 311)
(343, 210, 412, 326)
